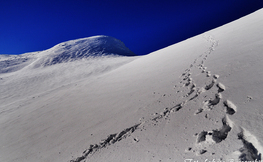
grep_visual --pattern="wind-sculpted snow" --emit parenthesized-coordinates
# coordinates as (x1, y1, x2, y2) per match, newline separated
(0, 52, 38, 73)
(32, 35, 136, 68)
(0, 35, 136, 72)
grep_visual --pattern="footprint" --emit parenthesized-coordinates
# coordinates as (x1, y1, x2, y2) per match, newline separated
(197, 131, 208, 143)
(181, 69, 191, 77)
(209, 93, 222, 106)
(206, 71, 211, 77)
(194, 130, 215, 155)
(189, 87, 205, 101)
(223, 100, 237, 115)
(194, 116, 233, 154)
(70, 123, 141, 162)
(186, 84, 196, 97)
(216, 82, 225, 93)
(199, 149, 207, 155)
(236, 127, 263, 161)
(211, 116, 232, 143)
(205, 79, 216, 90)
(202, 93, 222, 111)
(195, 108, 203, 115)
(201, 68, 206, 73)
(213, 74, 220, 79)
(171, 102, 185, 112)
(183, 77, 192, 87)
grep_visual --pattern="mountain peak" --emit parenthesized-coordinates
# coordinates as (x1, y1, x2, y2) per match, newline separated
(0, 35, 136, 72)
(36, 35, 136, 67)
(53, 35, 135, 57)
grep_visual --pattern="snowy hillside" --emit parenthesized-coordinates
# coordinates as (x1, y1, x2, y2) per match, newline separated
(0, 36, 137, 106)
(0, 35, 135, 72)
(1, 8, 263, 162)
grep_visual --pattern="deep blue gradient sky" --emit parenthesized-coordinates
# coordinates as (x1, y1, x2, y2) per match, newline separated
(1, 0, 263, 55)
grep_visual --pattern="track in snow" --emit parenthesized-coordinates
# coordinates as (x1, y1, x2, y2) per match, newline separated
(69, 35, 263, 162)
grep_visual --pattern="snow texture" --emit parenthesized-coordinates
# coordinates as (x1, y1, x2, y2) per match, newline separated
(1, 8, 263, 162)
(0, 35, 136, 72)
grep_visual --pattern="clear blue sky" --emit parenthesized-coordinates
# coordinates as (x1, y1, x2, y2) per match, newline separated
(1, 0, 263, 55)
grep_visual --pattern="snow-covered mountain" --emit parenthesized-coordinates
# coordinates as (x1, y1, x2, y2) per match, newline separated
(0, 36, 137, 106)
(1, 9, 263, 162)
(0, 35, 136, 73)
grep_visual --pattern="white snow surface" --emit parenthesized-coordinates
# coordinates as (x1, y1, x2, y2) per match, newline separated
(1, 9, 263, 162)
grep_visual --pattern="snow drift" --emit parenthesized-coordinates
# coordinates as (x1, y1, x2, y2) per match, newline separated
(1, 8, 263, 162)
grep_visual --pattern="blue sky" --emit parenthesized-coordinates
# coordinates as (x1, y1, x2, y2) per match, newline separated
(1, 0, 263, 55)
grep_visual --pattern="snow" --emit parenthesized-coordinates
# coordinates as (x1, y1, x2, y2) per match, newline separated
(1, 8, 263, 162)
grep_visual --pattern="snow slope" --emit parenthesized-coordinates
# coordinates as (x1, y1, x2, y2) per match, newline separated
(0, 36, 137, 107)
(1, 9, 263, 162)
(0, 35, 135, 72)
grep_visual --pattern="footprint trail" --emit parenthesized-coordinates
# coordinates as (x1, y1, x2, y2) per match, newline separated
(69, 35, 260, 162)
